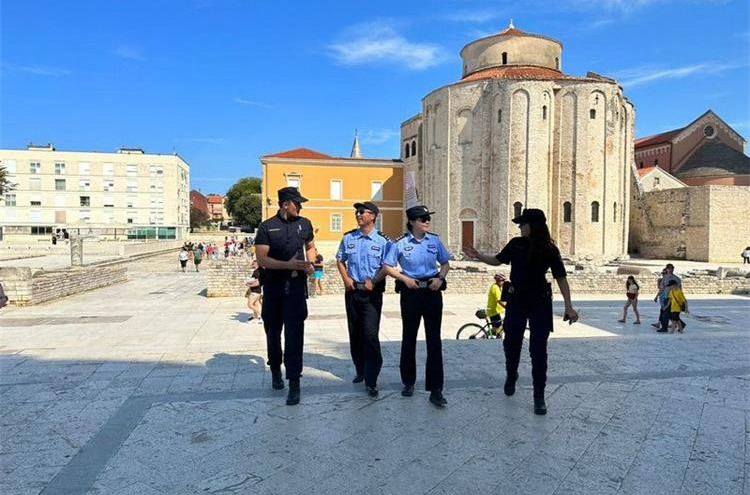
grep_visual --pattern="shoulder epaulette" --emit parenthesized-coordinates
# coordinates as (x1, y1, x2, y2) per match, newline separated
(429, 232, 440, 237)
(395, 232, 408, 241)
(377, 230, 392, 241)
(344, 228, 357, 235)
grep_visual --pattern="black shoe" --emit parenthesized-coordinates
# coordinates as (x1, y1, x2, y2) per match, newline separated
(271, 369, 284, 390)
(366, 386, 379, 398)
(429, 391, 447, 408)
(401, 385, 414, 397)
(352, 374, 365, 384)
(534, 395, 547, 415)
(504, 374, 517, 396)
(656, 328, 668, 333)
(286, 379, 300, 405)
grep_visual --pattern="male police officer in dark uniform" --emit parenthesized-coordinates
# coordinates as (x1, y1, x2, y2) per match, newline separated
(335, 201, 391, 398)
(254, 186, 316, 405)
(384, 205, 451, 408)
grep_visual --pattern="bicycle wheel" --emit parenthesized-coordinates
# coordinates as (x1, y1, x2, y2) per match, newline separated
(456, 323, 487, 339)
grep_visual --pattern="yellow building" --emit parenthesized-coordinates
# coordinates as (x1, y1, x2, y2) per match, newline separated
(260, 143, 403, 251)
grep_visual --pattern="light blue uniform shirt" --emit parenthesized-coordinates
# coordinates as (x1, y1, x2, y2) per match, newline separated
(336, 228, 390, 283)
(384, 231, 451, 279)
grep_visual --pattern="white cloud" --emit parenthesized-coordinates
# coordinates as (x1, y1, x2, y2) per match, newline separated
(1, 63, 70, 76)
(327, 22, 446, 70)
(114, 45, 146, 61)
(232, 97, 270, 108)
(616, 61, 744, 87)
(360, 129, 400, 145)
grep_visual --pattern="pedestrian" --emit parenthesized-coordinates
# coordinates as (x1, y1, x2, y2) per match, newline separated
(193, 244, 203, 272)
(245, 259, 263, 323)
(178, 247, 189, 273)
(335, 201, 390, 398)
(742, 246, 750, 264)
(654, 264, 682, 333)
(665, 279, 688, 333)
(383, 205, 451, 408)
(312, 251, 325, 296)
(254, 186, 316, 406)
(51, 234, 57, 245)
(486, 272, 509, 338)
(463, 208, 579, 415)
(618, 275, 641, 324)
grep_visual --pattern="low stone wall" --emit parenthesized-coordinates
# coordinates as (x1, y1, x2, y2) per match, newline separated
(118, 240, 184, 257)
(0, 265, 128, 306)
(206, 261, 750, 297)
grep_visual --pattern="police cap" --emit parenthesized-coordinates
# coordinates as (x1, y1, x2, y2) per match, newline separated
(353, 201, 380, 216)
(406, 205, 435, 220)
(277, 186, 308, 203)
(512, 208, 546, 225)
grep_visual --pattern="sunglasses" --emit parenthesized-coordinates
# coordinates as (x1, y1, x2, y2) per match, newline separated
(416, 215, 431, 223)
(355, 208, 372, 215)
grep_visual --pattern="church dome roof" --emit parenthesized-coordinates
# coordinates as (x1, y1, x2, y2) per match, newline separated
(461, 65, 565, 82)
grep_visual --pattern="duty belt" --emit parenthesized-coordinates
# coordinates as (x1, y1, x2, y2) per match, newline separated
(354, 282, 368, 290)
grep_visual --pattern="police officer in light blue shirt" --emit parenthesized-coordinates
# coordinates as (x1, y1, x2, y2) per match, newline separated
(383, 205, 451, 408)
(336, 201, 391, 397)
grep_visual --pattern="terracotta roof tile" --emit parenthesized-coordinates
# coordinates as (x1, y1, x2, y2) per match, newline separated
(637, 166, 658, 177)
(498, 26, 528, 36)
(462, 66, 565, 82)
(263, 148, 333, 159)
(634, 128, 684, 147)
(206, 195, 224, 204)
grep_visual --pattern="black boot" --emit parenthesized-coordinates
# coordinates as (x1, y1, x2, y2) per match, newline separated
(286, 379, 300, 405)
(504, 372, 518, 396)
(271, 368, 284, 390)
(533, 393, 547, 415)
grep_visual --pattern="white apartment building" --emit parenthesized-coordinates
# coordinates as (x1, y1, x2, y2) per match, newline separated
(0, 143, 190, 241)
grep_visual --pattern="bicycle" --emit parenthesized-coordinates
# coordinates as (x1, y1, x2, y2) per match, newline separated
(456, 309, 504, 339)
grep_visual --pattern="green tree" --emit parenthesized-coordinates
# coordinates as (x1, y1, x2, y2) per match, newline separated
(225, 177, 262, 228)
(0, 164, 15, 196)
(190, 206, 210, 231)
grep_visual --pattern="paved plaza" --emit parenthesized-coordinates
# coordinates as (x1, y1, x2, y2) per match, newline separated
(1, 253, 749, 494)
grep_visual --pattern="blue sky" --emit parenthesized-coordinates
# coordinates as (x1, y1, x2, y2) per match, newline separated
(1, 0, 748, 194)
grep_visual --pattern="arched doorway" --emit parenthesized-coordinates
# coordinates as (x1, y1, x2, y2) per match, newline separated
(459, 208, 478, 249)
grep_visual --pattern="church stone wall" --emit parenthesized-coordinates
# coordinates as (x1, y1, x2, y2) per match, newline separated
(461, 36, 561, 76)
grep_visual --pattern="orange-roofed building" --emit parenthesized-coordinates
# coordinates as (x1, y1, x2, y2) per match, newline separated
(206, 194, 229, 223)
(260, 136, 403, 249)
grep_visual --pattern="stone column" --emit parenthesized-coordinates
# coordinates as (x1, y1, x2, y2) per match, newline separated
(70, 237, 84, 267)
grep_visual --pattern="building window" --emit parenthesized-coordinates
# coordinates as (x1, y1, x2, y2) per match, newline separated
(31, 226, 53, 235)
(55, 162, 66, 175)
(502, 52, 508, 65)
(497, 109, 502, 123)
(80, 196, 91, 207)
(371, 181, 383, 201)
(563, 202, 572, 222)
(555, 57, 559, 70)
(103, 163, 114, 175)
(79, 162, 90, 175)
(330, 213, 342, 232)
(590, 109, 596, 119)
(127, 217, 135, 224)
(126, 164, 138, 177)
(5, 193, 17, 206)
(591, 201, 600, 222)
(411, 140, 417, 157)
(127, 179, 138, 192)
(287, 176, 300, 188)
(104, 197, 115, 207)
(79, 179, 91, 191)
(29, 178, 41, 190)
(30, 162, 41, 174)
(613, 202, 617, 222)
(3, 159, 16, 174)
(104, 180, 115, 191)
(513, 202, 523, 219)
(405, 143, 410, 158)
(375, 214, 383, 231)
(330, 180, 342, 200)
(639, 161, 643, 167)
(55, 179, 66, 191)
(30, 200, 42, 206)
(542, 106, 547, 120)
(654, 159, 659, 166)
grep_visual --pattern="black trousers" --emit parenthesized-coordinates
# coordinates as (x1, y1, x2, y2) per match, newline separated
(502, 292, 552, 394)
(345, 289, 383, 387)
(261, 277, 308, 380)
(659, 306, 670, 331)
(399, 288, 444, 392)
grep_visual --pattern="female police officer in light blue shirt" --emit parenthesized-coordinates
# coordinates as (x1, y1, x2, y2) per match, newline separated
(384, 205, 451, 408)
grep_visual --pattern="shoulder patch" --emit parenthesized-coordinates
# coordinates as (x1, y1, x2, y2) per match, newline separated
(429, 232, 440, 237)
(377, 230, 392, 241)
(344, 228, 357, 235)
(395, 232, 408, 241)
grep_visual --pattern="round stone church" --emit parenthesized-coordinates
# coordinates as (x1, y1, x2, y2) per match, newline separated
(400, 23, 635, 261)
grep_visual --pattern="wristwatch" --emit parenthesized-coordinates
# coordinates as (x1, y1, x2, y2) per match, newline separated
(438, 274, 446, 281)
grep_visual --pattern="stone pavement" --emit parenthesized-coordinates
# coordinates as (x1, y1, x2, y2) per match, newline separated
(1, 253, 749, 494)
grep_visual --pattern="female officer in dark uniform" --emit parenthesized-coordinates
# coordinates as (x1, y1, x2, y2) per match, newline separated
(384, 205, 451, 408)
(464, 208, 578, 415)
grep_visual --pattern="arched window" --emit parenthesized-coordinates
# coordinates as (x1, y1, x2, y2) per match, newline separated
(555, 57, 559, 70)
(405, 144, 410, 158)
(502, 52, 508, 65)
(563, 202, 572, 222)
(613, 202, 618, 222)
(497, 109, 502, 123)
(591, 201, 600, 222)
(513, 202, 523, 218)
(411, 140, 417, 157)
(590, 109, 596, 119)
(542, 106, 547, 120)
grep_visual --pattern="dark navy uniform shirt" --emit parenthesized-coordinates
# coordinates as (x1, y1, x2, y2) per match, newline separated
(495, 237, 566, 291)
(336, 228, 390, 283)
(384, 231, 450, 279)
(254, 211, 314, 280)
